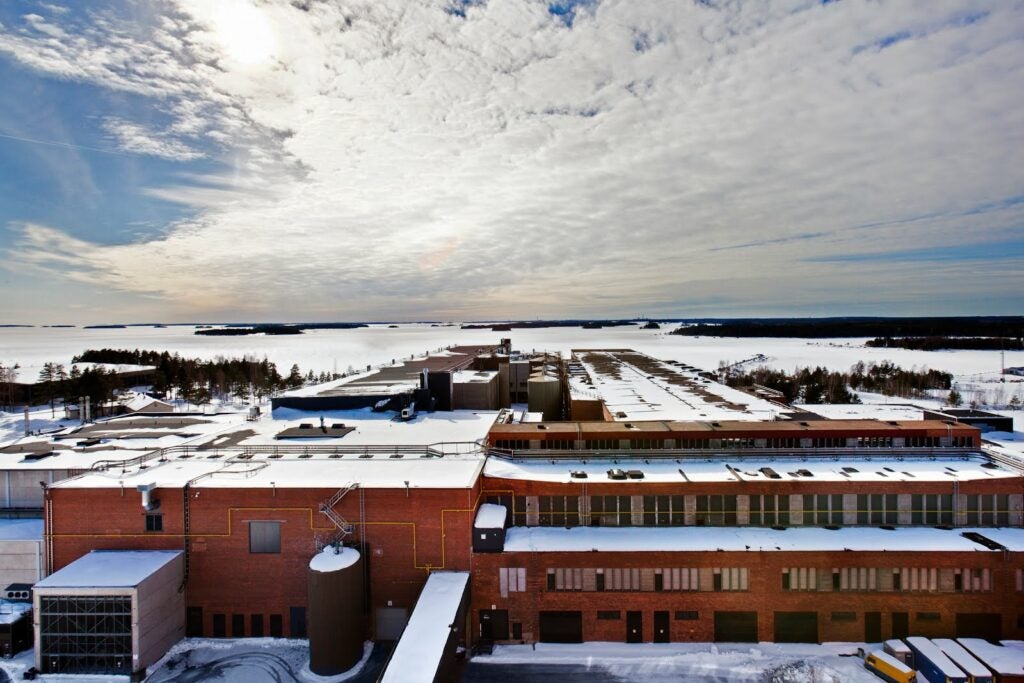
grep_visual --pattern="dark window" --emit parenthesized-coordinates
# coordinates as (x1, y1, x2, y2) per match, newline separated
(597, 611, 621, 620)
(954, 572, 963, 591)
(916, 612, 941, 622)
(654, 573, 664, 592)
(781, 571, 791, 591)
(596, 573, 606, 591)
(893, 571, 902, 591)
(270, 614, 283, 638)
(232, 614, 245, 637)
(512, 622, 523, 640)
(249, 521, 281, 553)
(831, 612, 856, 622)
(289, 607, 306, 638)
(547, 571, 556, 590)
(675, 611, 699, 620)
(145, 514, 163, 532)
(513, 495, 526, 525)
(713, 573, 723, 592)
(832, 571, 841, 590)
(212, 614, 226, 638)
(251, 614, 264, 637)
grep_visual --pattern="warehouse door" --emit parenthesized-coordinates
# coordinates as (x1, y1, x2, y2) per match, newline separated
(375, 608, 409, 641)
(864, 612, 881, 642)
(626, 611, 643, 643)
(714, 612, 758, 642)
(956, 613, 1001, 641)
(186, 607, 203, 637)
(774, 612, 818, 643)
(479, 610, 509, 641)
(539, 611, 582, 643)
(654, 611, 670, 643)
(891, 613, 909, 640)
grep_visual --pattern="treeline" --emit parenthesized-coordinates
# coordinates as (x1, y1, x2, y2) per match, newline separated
(672, 317, 1024, 338)
(725, 361, 953, 404)
(195, 325, 302, 336)
(866, 337, 1024, 351)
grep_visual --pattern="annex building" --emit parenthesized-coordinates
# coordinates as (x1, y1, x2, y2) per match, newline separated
(4, 345, 1023, 678)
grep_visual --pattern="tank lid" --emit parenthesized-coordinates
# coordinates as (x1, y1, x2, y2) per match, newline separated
(309, 546, 360, 573)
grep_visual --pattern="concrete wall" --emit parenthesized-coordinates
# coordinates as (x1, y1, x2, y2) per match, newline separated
(0, 539, 43, 587)
(135, 554, 185, 672)
(453, 374, 499, 410)
(1, 470, 70, 509)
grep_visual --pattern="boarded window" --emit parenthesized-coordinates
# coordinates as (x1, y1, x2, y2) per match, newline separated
(249, 521, 281, 554)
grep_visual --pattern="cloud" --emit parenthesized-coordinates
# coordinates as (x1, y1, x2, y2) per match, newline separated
(1, 0, 1023, 322)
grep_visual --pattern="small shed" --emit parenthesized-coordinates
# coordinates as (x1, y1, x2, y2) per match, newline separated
(473, 504, 507, 553)
(0, 599, 31, 658)
(122, 394, 174, 415)
(33, 550, 184, 678)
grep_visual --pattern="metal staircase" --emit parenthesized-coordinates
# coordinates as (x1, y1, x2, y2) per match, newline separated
(317, 483, 358, 550)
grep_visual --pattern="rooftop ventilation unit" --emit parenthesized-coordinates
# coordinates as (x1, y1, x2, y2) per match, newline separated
(841, 467, 859, 473)
(961, 531, 1006, 550)
(796, 469, 813, 477)
(607, 468, 627, 480)
(299, 423, 313, 429)
(136, 482, 158, 511)
(759, 467, 781, 479)
(626, 470, 644, 479)
(570, 471, 588, 479)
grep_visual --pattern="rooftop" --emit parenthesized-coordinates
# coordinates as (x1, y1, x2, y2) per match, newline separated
(35, 550, 182, 589)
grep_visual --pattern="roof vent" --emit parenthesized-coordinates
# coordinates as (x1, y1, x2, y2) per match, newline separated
(759, 467, 781, 480)
(841, 467, 859, 473)
(626, 470, 644, 479)
(607, 468, 627, 480)
(796, 469, 813, 477)
(800, 421, 810, 427)
(299, 423, 313, 429)
(537, 424, 547, 430)
(624, 423, 636, 429)
(616, 411, 628, 418)
(981, 462, 1000, 470)
(711, 422, 721, 428)
(570, 471, 588, 479)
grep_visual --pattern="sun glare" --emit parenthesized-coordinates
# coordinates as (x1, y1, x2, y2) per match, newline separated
(208, 1, 276, 66)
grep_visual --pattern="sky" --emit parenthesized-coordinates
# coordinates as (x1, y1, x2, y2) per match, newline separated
(0, 0, 1022, 324)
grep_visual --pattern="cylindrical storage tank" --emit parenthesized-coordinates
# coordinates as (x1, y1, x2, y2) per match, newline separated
(527, 373, 562, 421)
(308, 547, 364, 675)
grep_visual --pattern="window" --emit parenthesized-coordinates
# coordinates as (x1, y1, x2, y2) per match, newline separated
(512, 622, 523, 640)
(675, 611, 699, 620)
(697, 495, 738, 526)
(965, 494, 1010, 526)
(911, 494, 954, 526)
(270, 614, 283, 638)
(585, 439, 617, 450)
(499, 568, 527, 597)
(857, 494, 897, 525)
(232, 614, 245, 637)
(145, 514, 163, 532)
(590, 495, 632, 527)
(513, 495, 526, 526)
(630, 439, 665, 449)
(831, 612, 856, 622)
(782, 568, 817, 591)
(538, 496, 580, 526)
(212, 614, 226, 638)
(896, 567, 937, 592)
(251, 614, 264, 637)
(545, 568, 583, 591)
(596, 571, 606, 591)
(1017, 568, 1023, 592)
(643, 495, 685, 526)
(249, 521, 281, 554)
(749, 495, 790, 526)
(834, 567, 877, 591)
(713, 568, 748, 591)
(657, 568, 699, 591)
(495, 439, 529, 451)
(956, 568, 991, 592)
(916, 612, 941, 622)
(597, 611, 621, 620)
(802, 495, 843, 526)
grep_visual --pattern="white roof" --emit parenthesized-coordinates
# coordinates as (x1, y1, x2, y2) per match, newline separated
(932, 639, 992, 677)
(503, 526, 1001, 553)
(884, 639, 911, 654)
(35, 550, 182, 589)
(53, 453, 486, 490)
(959, 639, 1024, 675)
(123, 393, 172, 411)
(0, 601, 31, 625)
(906, 637, 967, 678)
(484, 454, 1014, 484)
(380, 572, 469, 683)
(805, 404, 926, 421)
(309, 547, 360, 573)
(475, 504, 506, 529)
(453, 370, 497, 383)
(0, 519, 43, 541)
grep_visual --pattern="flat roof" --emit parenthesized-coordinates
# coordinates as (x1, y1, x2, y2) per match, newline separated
(932, 639, 992, 678)
(484, 454, 1013, 484)
(380, 571, 469, 683)
(0, 519, 43, 541)
(502, 526, 1020, 553)
(959, 639, 1024, 675)
(490, 418, 980, 436)
(905, 638, 965, 678)
(574, 350, 780, 422)
(35, 550, 182, 589)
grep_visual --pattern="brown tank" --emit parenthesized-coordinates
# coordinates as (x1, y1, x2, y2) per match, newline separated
(307, 547, 364, 675)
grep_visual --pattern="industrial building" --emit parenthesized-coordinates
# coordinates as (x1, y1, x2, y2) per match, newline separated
(2, 343, 1022, 678)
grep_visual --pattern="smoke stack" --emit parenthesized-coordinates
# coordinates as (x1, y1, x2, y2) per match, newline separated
(23, 406, 29, 437)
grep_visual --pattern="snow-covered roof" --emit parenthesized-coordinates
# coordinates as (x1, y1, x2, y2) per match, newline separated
(475, 504, 506, 529)
(53, 452, 486, 490)
(380, 572, 469, 683)
(453, 370, 497, 384)
(502, 526, 1013, 553)
(884, 639, 911, 654)
(575, 350, 781, 422)
(932, 639, 992, 678)
(0, 601, 31, 625)
(868, 651, 912, 674)
(961, 527, 1024, 551)
(35, 550, 182, 589)
(309, 547, 359, 573)
(0, 519, 43, 541)
(122, 393, 172, 412)
(959, 639, 1024, 675)
(906, 637, 968, 678)
(803, 404, 926, 421)
(484, 454, 1014, 484)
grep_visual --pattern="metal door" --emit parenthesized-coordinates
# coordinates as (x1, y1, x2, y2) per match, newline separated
(626, 611, 643, 643)
(654, 611, 670, 643)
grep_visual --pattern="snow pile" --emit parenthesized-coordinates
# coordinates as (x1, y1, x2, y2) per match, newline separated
(309, 547, 360, 573)
(475, 504, 507, 529)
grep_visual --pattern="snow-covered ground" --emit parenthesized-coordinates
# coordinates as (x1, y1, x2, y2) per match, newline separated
(470, 642, 880, 682)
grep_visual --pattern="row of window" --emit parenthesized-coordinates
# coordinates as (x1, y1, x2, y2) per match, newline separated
(493, 436, 972, 450)
(500, 566, 1007, 597)
(209, 613, 298, 638)
(781, 567, 992, 593)
(514, 494, 1013, 528)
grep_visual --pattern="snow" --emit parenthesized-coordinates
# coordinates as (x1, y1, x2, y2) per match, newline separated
(868, 650, 913, 673)
(453, 369, 497, 383)
(0, 601, 30, 626)
(266, 407, 497, 447)
(805, 403, 927, 420)
(906, 637, 968, 678)
(960, 527, 1024, 551)
(931, 638, 992, 678)
(0, 518, 43, 541)
(475, 503, 507, 529)
(475, 641, 880, 682)
(502, 525, 1005, 553)
(484, 453, 1015, 484)
(959, 638, 1024, 675)
(380, 571, 469, 683)
(34, 550, 181, 588)
(309, 546, 360, 572)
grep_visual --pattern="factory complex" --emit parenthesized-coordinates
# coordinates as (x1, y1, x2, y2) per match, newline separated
(1, 340, 1023, 681)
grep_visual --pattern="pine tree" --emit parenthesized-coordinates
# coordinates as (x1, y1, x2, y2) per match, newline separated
(947, 389, 963, 407)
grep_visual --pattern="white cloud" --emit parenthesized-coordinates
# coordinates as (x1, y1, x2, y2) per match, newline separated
(101, 117, 204, 160)
(2, 0, 1023, 321)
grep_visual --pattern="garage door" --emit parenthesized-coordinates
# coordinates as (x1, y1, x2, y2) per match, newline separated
(774, 612, 818, 643)
(956, 613, 1001, 641)
(375, 607, 409, 641)
(539, 611, 582, 643)
(714, 611, 758, 643)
